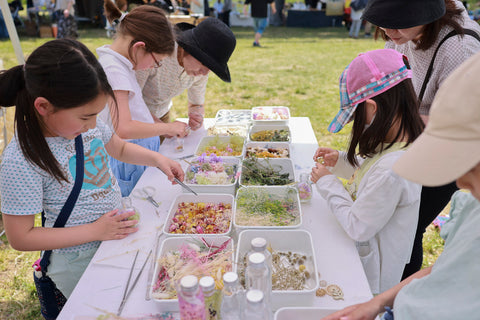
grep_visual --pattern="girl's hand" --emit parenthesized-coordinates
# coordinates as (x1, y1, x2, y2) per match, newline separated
(313, 147, 339, 167)
(166, 121, 188, 138)
(158, 158, 185, 183)
(311, 162, 332, 183)
(93, 209, 139, 241)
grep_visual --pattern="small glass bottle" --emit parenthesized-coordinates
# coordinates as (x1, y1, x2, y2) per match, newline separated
(175, 136, 185, 153)
(297, 172, 313, 202)
(244, 289, 270, 320)
(245, 252, 272, 318)
(247, 237, 272, 272)
(199, 276, 221, 320)
(178, 275, 206, 320)
(119, 196, 139, 224)
(220, 272, 244, 320)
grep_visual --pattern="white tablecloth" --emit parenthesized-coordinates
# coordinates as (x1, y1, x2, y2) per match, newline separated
(58, 117, 372, 319)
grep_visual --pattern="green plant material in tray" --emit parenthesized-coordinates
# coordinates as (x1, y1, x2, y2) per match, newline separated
(235, 188, 300, 226)
(241, 158, 293, 185)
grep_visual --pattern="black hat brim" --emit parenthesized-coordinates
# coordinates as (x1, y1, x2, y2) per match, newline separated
(177, 36, 231, 82)
(362, 0, 446, 29)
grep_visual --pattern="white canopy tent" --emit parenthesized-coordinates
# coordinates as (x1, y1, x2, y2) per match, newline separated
(0, 0, 24, 64)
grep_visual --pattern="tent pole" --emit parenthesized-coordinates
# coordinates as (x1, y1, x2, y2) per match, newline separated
(0, 0, 25, 64)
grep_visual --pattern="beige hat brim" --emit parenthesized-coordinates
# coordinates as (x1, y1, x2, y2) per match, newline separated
(393, 133, 480, 187)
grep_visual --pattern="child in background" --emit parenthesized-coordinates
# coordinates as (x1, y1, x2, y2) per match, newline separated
(0, 39, 184, 300)
(311, 49, 424, 294)
(322, 51, 480, 320)
(99, 0, 188, 196)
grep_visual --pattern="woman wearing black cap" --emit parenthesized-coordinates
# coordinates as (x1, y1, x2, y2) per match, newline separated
(362, 0, 480, 280)
(136, 18, 236, 132)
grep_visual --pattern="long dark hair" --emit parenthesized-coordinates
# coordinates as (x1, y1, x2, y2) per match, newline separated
(104, 0, 175, 64)
(375, 0, 464, 50)
(0, 39, 115, 182)
(346, 80, 425, 166)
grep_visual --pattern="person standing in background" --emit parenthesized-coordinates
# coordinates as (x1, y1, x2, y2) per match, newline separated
(222, 0, 232, 26)
(53, 0, 74, 22)
(349, 0, 367, 39)
(213, 0, 223, 18)
(244, 0, 276, 47)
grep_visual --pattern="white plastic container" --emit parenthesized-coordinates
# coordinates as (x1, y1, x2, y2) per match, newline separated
(150, 235, 234, 311)
(251, 106, 290, 125)
(194, 136, 245, 158)
(235, 230, 319, 310)
(163, 193, 234, 237)
(215, 109, 252, 126)
(233, 186, 302, 234)
(274, 307, 339, 319)
(183, 157, 240, 195)
(207, 124, 249, 138)
(244, 142, 291, 159)
(249, 124, 291, 143)
(239, 158, 295, 187)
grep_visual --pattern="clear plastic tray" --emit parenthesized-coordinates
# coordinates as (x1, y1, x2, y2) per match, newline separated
(235, 230, 318, 310)
(163, 193, 234, 237)
(215, 109, 252, 126)
(251, 106, 290, 125)
(244, 142, 291, 159)
(183, 157, 240, 195)
(150, 235, 234, 311)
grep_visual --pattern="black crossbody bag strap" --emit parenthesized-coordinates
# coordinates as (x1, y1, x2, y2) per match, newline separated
(40, 135, 84, 274)
(419, 28, 480, 103)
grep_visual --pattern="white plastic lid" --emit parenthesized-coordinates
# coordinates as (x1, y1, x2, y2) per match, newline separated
(248, 252, 265, 266)
(246, 289, 264, 304)
(180, 275, 198, 292)
(199, 276, 215, 292)
(251, 237, 267, 252)
(223, 272, 239, 285)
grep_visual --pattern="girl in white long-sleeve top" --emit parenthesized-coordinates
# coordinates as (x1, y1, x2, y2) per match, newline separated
(311, 49, 425, 294)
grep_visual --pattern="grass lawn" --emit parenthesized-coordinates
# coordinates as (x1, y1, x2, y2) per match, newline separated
(0, 25, 444, 319)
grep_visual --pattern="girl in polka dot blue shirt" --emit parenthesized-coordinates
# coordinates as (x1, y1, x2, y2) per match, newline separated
(0, 39, 184, 299)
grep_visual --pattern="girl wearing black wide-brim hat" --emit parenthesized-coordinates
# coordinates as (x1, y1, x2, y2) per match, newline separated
(361, 0, 480, 280)
(136, 18, 236, 131)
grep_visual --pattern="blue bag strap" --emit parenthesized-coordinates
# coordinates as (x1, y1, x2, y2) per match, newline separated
(40, 135, 84, 274)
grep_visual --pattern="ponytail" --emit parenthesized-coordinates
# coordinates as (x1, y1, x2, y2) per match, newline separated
(103, 0, 175, 58)
(0, 65, 27, 107)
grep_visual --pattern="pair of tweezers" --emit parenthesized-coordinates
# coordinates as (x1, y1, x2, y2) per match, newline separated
(117, 249, 152, 316)
(157, 167, 198, 196)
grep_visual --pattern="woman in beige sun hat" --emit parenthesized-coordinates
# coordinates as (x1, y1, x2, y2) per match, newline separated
(321, 51, 480, 320)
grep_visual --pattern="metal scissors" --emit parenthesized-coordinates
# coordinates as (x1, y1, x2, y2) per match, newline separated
(132, 186, 159, 207)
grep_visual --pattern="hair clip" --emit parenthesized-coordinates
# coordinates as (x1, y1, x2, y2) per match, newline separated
(113, 12, 127, 26)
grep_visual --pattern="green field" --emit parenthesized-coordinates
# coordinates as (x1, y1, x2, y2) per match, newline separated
(0, 25, 444, 319)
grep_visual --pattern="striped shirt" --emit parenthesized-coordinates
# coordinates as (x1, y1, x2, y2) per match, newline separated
(385, 1, 480, 115)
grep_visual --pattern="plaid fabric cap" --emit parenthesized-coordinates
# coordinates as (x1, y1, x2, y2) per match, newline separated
(328, 49, 412, 133)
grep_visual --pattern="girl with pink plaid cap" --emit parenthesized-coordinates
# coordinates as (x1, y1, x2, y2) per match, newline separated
(310, 49, 424, 294)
